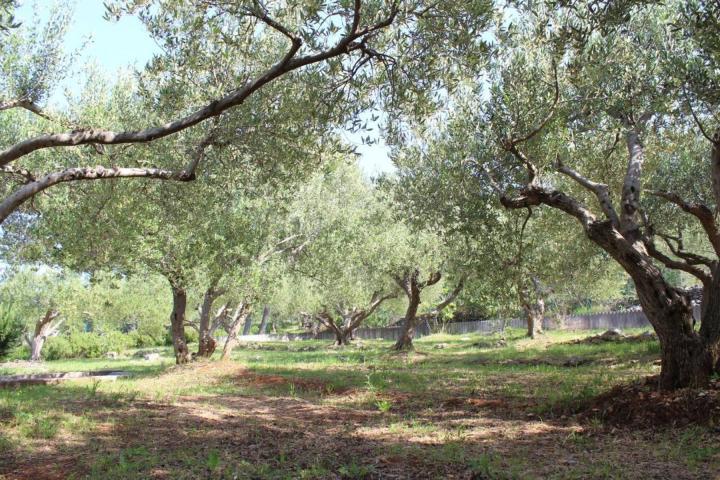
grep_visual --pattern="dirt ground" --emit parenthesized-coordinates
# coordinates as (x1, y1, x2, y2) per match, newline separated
(1, 361, 718, 480)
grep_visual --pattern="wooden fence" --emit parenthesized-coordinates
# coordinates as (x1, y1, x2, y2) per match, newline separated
(239, 306, 701, 343)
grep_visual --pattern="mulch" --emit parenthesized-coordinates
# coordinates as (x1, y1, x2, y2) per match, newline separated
(565, 331, 657, 346)
(578, 375, 720, 428)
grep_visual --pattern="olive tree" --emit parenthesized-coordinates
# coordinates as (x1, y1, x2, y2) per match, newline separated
(284, 161, 402, 345)
(454, 1, 720, 388)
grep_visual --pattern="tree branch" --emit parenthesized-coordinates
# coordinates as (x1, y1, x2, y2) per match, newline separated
(501, 185, 597, 231)
(0, 165, 196, 223)
(644, 237, 711, 284)
(658, 232, 714, 267)
(619, 127, 645, 235)
(0, 165, 37, 183)
(508, 60, 560, 146)
(556, 156, 620, 227)
(647, 189, 720, 257)
(0, 1, 400, 167)
(431, 275, 466, 314)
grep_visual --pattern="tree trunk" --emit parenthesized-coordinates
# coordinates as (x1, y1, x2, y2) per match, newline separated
(522, 297, 544, 339)
(28, 309, 61, 361)
(590, 223, 716, 389)
(525, 299, 545, 339)
(197, 286, 219, 358)
(258, 305, 270, 334)
(242, 315, 253, 336)
(169, 283, 190, 365)
(499, 113, 720, 389)
(394, 286, 421, 351)
(221, 303, 251, 360)
(700, 268, 720, 374)
(334, 327, 353, 346)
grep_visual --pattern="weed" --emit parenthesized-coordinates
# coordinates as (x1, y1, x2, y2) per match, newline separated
(375, 399, 392, 413)
(206, 449, 221, 470)
(338, 462, 374, 479)
(87, 379, 102, 399)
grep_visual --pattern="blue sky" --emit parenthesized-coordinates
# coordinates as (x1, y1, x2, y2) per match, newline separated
(15, 0, 393, 177)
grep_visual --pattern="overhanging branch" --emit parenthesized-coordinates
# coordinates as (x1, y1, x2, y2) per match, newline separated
(0, 1, 399, 167)
(647, 189, 720, 257)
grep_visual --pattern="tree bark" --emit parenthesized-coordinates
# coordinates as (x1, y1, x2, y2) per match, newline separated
(393, 271, 441, 351)
(168, 281, 190, 365)
(258, 305, 270, 334)
(221, 303, 251, 360)
(334, 329, 353, 346)
(242, 315, 253, 336)
(28, 309, 62, 361)
(498, 116, 720, 388)
(523, 299, 544, 339)
(394, 287, 420, 351)
(197, 285, 218, 358)
(520, 277, 545, 339)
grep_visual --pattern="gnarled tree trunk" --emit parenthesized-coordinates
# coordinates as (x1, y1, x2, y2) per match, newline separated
(221, 302, 251, 360)
(522, 298, 544, 339)
(316, 291, 396, 346)
(316, 312, 353, 346)
(498, 88, 720, 389)
(166, 276, 190, 365)
(520, 277, 545, 339)
(197, 284, 225, 358)
(27, 309, 62, 361)
(499, 118, 720, 389)
(394, 284, 420, 350)
(393, 270, 441, 351)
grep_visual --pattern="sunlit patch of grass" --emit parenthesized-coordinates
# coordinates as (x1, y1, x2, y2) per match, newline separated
(1, 328, 697, 479)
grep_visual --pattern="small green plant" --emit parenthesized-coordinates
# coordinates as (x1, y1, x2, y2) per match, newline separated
(87, 379, 102, 399)
(365, 372, 376, 391)
(467, 453, 517, 480)
(26, 416, 60, 439)
(206, 450, 220, 470)
(298, 464, 331, 479)
(375, 399, 392, 413)
(338, 462, 374, 479)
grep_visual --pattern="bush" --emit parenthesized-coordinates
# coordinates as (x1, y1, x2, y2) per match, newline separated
(43, 331, 136, 360)
(163, 328, 199, 346)
(0, 304, 24, 359)
(127, 331, 165, 348)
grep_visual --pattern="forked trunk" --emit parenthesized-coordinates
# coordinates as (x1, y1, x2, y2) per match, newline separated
(592, 222, 717, 388)
(169, 284, 190, 365)
(28, 309, 62, 361)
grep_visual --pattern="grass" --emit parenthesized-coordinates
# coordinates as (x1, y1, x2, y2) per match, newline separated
(0, 328, 717, 479)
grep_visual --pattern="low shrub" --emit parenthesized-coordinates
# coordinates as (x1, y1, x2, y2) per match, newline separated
(43, 331, 136, 360)
(163, 328, 198, 346)
(0, 305, 24, 359)
(127, 331, 165, 348)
